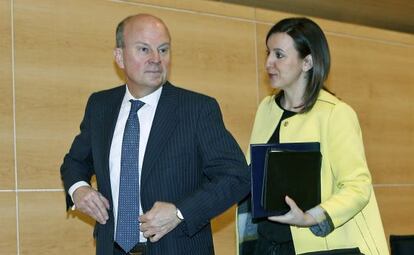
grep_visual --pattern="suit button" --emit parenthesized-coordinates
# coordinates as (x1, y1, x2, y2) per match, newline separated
(283, 121, 289, 127)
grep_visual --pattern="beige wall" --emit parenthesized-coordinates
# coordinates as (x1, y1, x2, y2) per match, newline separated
(0, 0, 413, 254)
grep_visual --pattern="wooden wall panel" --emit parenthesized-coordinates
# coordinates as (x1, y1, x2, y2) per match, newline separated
(14, 0, 124, 189)
(19, 192, 95, 254)
(212, 206, 237, 255)
(0, 193, 17, 254)
(256, 23, 273, 101)
(0, 0, 15, 189)
(163, 10, 258, 150)
(375, 186, 414, 240)
(127, 0, 256, 20)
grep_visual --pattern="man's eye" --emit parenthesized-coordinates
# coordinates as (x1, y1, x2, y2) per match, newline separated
(159, 47, 169, 54)
(138, 47, 149, 53)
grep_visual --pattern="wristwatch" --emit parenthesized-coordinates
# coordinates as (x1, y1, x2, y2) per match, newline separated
(176, 208, 184, 221)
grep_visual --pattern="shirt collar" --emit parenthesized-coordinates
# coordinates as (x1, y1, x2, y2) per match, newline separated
(123, 84, 163, 108)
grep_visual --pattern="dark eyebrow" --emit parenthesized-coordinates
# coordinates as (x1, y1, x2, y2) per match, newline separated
(269, 47, 286, 54)
(274, 48, 285, 52)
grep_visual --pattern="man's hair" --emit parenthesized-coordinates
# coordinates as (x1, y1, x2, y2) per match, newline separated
(115, 15, 134, 48)
(266, 17, 331, 113)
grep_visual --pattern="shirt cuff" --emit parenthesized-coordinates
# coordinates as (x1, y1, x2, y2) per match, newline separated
(307, 206, 334, 237)
(68, 181, 90, 210)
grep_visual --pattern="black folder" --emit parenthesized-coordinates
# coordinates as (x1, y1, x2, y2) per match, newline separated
(250, 142, 321, 219)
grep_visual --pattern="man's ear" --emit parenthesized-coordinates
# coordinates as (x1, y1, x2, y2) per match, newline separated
(302, 54, 313, 72)
(114, 48, 125, 69)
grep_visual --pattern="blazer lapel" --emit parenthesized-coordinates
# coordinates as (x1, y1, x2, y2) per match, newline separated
(141, 82, 179, 184)
(251, 96, 283, 144)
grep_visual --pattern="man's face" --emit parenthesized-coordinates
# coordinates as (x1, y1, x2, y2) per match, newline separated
(115, 16, 171, 97)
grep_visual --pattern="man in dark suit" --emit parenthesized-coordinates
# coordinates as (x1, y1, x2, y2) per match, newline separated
(60, 13, 250, 255)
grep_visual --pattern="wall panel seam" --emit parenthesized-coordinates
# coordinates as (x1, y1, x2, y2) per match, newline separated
(253, 10, 260, 106)
(109, 0, 256, 23)
(325, 31, 414, 48)
(10, 0, 20, 254)
(374, 184, 414, 187)
(0, 189, 65, 192)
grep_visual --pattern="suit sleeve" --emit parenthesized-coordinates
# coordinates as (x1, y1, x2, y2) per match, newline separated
(320, 102, 372, 228)
(176, 98, 250, 236)
(60, 94, 96, 210)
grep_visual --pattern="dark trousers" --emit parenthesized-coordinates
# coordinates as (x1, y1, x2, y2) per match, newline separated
(253, 234, 295, 255)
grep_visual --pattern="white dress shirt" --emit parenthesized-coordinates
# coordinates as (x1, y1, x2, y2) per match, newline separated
(69, 85, 162, 242)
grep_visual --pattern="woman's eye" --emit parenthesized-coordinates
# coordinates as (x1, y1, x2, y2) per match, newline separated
(275, 52, 283, 58)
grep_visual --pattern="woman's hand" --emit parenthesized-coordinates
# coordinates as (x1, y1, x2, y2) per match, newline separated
(268, 196, 317, 227)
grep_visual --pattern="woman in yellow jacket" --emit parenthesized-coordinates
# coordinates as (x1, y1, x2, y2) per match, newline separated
(237, 17, 388, 255)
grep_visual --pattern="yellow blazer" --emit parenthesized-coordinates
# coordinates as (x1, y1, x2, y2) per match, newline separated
(242, 90, 389, 254)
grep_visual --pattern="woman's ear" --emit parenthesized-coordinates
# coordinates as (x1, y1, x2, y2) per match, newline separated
(302, 54, 313, 72)
(114, 48, 125, 69)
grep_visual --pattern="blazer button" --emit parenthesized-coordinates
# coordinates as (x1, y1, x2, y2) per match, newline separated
(283, 121, 289, 127)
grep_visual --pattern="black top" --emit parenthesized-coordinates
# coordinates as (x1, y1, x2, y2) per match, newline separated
(257, 95, 297, 242)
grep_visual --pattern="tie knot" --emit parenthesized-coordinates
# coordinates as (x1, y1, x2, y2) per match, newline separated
(129, 99, 145, 113)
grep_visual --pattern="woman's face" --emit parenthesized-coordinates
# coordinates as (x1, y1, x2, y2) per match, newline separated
(265, 32, 308, 91)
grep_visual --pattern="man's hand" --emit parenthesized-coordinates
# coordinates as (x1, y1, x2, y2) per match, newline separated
(139, 201, 182, 242)
(73, 186, 110, 224)
(268, 196, 317, 227)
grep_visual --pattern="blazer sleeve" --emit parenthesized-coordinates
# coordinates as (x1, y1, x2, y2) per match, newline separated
(320, 102, 372, 228)
(176, 98, 250, 236)
(60, 94, 96, 209)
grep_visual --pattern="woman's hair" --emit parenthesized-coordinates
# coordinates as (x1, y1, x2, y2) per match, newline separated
(266, 17, 331, 113)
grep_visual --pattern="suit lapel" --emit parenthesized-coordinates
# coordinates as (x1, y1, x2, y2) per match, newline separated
(141, 82, 179, 184)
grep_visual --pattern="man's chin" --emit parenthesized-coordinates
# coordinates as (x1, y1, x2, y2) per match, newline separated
(146, 80, 166, 89)
(149, 77, 167, 86)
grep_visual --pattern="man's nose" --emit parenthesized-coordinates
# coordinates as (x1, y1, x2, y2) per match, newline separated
(149, 51, 161, 63)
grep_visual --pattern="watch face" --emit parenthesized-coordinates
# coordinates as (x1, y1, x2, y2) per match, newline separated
(176, 209, 184, 220)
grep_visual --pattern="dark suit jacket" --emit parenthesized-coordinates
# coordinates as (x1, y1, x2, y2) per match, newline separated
(61, 82, 250, 255)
